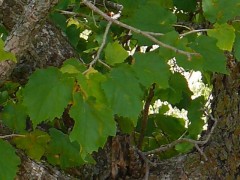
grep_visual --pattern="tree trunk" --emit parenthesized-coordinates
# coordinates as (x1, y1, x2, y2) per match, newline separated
(1, 0, 240, 179)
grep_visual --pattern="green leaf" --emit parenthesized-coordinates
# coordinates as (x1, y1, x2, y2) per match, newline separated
(123, 1, 176, 33)
(69, 92, 116, 154)
(133, 52, 170, 88)
(187, 97, 205, 138)
(207, 23, 235, 51)
(157, 31, 199, 71)
(1, 102, 27, 133)
(13, 130, 50, 161)
(60, 58, 86, 74)
(155, 114, 186, 140)
(49, 13, 67, 32)
(46, 128, 85, 168)
(54, 0, 70, 10)
(0, 139, 20, 180)
(0, 39, 16, 62)
(117, 117, 135, 134)
(157, 73, 192, 105)
(175, 142, 194, 153)
(190, 36, 227, 74)
(23, 67, 74, 127)
(173, 0, 197, 12)
(202, 0, 240, 23)
(80, 72, 107, 104)
(66, 24, 81, 47)
(234, 32, 240, 62)
(102, 64, 144, 119)
(104, 42, 129, 66)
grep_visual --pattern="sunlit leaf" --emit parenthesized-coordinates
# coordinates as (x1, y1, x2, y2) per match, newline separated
(0, 39, 16, 62)
(69, 92, 116, 154)
(23, 67, 74, 127)
(105, 42, 129, 66)
(102, 65, 144, 119)
(207, 23, 235, 51)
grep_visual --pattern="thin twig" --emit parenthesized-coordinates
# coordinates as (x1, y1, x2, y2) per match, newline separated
(82, 0, 200, 58)
(173, 24, 192, 30)
(0, 134, 26, 139)
(195, 144, 208, 161)
(144, 31, 164, 36)
(181, 29, 209, 37)
(83, 21, 112, 74)
(98, 59, 111, 69)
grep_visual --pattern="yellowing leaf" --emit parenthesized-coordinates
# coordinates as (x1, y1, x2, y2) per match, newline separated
(207, 23, 235, 51)
(13, 130, 50, 161)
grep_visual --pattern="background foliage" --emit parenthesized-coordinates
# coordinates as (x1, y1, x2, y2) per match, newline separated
(1, 0, 240, 178)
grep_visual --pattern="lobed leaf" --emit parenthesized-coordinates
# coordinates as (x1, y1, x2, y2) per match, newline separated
(13, 130, 50, 161)
(207, 23, 235, 51)
(69, 92, 116, 154)
(133, 52, 170, 88)
(102, 64, 144, 119)
(23, 67, 74, 127)
(46, 128, 85, 168)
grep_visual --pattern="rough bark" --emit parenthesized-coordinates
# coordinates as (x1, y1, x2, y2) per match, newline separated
(0, 0, 77, 83)
(1, 0, 240, 179)
(148, 56, 240, 179)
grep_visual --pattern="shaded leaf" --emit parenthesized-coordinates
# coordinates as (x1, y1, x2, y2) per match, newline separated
(157, 73, 192, 105)
(1, 102, 27, 133)
(46, 128, 85, 168)
(13, 130, 50, 161)
(155, 114, 186, 140)
(133, 52, 170, 88)
(187, 96, 205, 138)
(190, 36, 227, 74)
(0, 139, 20, 180)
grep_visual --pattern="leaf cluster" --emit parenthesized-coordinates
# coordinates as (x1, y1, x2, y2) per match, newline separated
(1, 0, 240, 178)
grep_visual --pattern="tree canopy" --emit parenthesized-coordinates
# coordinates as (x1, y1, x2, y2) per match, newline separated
(1, 0, 240, 179)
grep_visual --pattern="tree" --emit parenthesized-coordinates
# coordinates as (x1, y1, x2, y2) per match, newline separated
(0, 0, 240, 179)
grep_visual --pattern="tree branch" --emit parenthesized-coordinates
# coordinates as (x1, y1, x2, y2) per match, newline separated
(5, 0, 58, 55)
(137, 83, 156, 149)
(82, 0, 200, 59)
